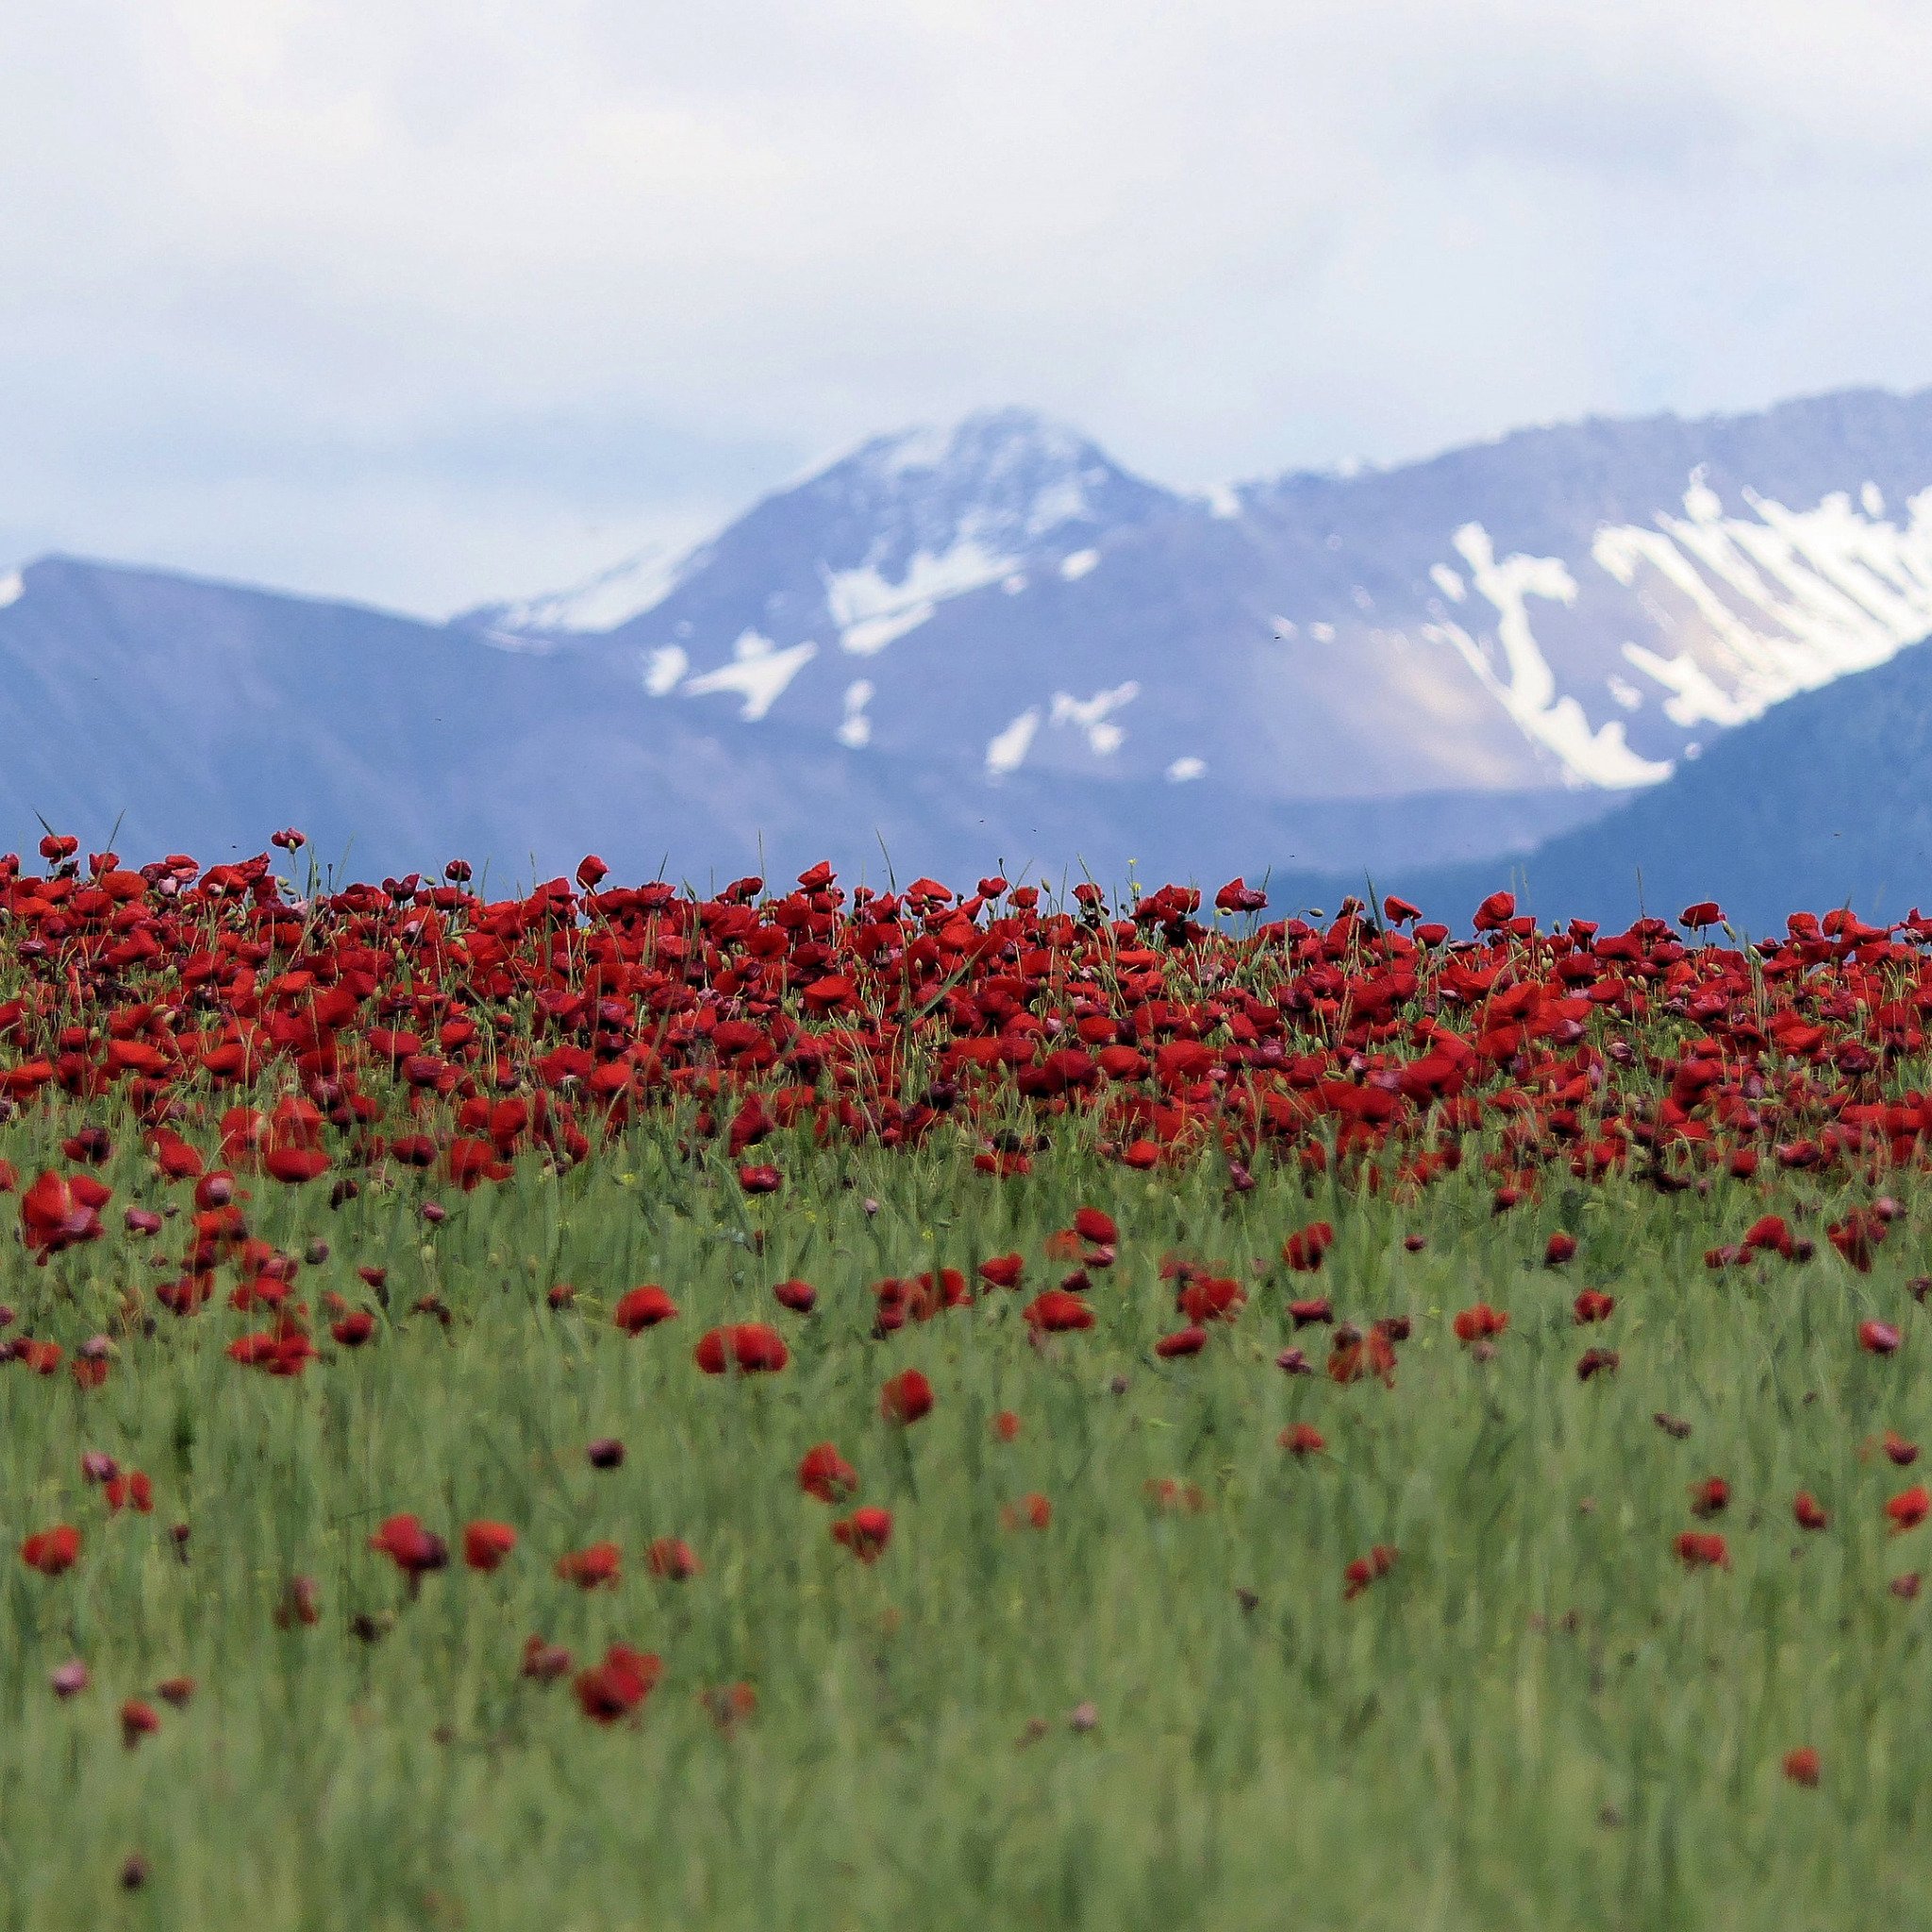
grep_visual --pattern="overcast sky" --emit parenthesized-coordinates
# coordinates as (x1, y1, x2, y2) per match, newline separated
(5, 2, 1932, 616)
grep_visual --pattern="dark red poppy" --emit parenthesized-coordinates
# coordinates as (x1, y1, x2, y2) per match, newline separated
(1155, 1325, 1208, 1358)
(773, 1277, 817, 1313)
(462, 1521, 518, 1571)
(369, 1514, 449, 1578)
(1342, 1544, 1398, 1600)
(831, 1507, 893, 1562)
(646, 1537, 701, 1580)
(1573, 1290, 1616, 1324)
(1887, 1486, 1930, 1532)
(613, 1286, 678, 1333)
(880, 1368, 935, 1424)
(1279, 1423, 1324, 1457)
(1022, 1291, 1093, 1334)
(1782, 1746, 1821, 1787)
(1281, 1222, 1334, 1273)
(575, 1644, 661, 1722)
(1674, 1530, 1729, 1569)
(978, 1253, 1024, 1290)
(1793, 1491, 1828, 1531)
(1452, 1303, 1509, 1344)
(555, 1541, 622, 1589)
(20, 1525, 80, 1575)
(798, 1443, 858, 1502)
(693, 1323, 790, 1374)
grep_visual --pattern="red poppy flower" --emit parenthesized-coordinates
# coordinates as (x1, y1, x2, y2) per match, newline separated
(646, 1537, 700, 1580)
(978, 1254, 1024, 1290)
(798, 1443, 858, 1502)
(1279, 1423, 1325, 1457)
(1884, 1432, 1920, 1467)
(613, 1286, 678, 1333)
(737, 1164, 782, 1194)
(369, 1514, 449, 1578)
(991, 1409, 1022, 1442)
(1022, 1291, 1093, 1334)
(1573, 1290, 1616, 1324)
(1289, 1297, 1333, 1328)
(1544, 1232, 1578, 1266)
(1001, 1493, 1052, 1531)
(19, 1170, 110, 1256)
(555, 1541, 622, 1589)
(1859, 1321, 1902, 1357)
(772, 1277, 817, 1313)
(1782, 1746, 1821, 1787)
(1793, 1491, 1828, 1531)
(331, 1310, 376, 1347)
(1575, 1348, 1620, 1381)
(21, 1525, 80, 1576)
(1452, 1304, 1509, 1344)
(575, 1644, 661, 1722)
(831, 1507, 893, 1562)
(1342, 1544, 1398, 1600)
(1155, 1325, 1208, 1358)
(879, 1369, 935, 1424)
(104, 1471, 153, 1514)
(1073, 1208, 1117, 1245)
(462, 1521, 518, 1572)
(693, 1323, 790, 1374)
(1674, 1531, 1729, 1569)
(1177, 1276, 1243, 1324)
(1887, 1486, 1930, 1532)
(120, 1700, 161, 1749)
(1281, 1222, 1334, 1273)
(1690, 1477, 1729, 1518)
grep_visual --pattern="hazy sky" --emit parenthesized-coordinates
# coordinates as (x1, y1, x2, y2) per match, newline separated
(6, 2, 1932, 616)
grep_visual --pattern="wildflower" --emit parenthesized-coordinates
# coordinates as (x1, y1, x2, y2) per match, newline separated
(369, 1515, 449, 1583)
(693, 1324, 791, 1374)
(462, 1522, 518, 1572)
(1859, 1321, 1902, 1357)
(1023, 1290, 1094, 1334)
(798, 1443, 858, 1503)
(120, 1701, 161, 1749)
(646, 1537, 701, 1580)
(1793, 1491, 1829, 1531)
(991, 1410, 1022, 1442)
(1674, 1531, 1728, 1569)
(1886, 1486, 1930, 1533)
(1884, 1432, 1920, 1467)
(613, 1286, 678, 1333)
(1343, 1545, 1398, 1600)
(880, 1369, 935, 1424)
(1544, 1232, 1578, 1266)
(1156, 1326, 1208, 1358)
(1574, 1290, 1616, 1324)
(1282, 1222, 1334, 1272)
(773, 1277, 817, 1313)
(556, 1541, 622, 1589)
(831, 1507, 894, 1562)
(1453, 1304, 1509, 1344)
(1782, 1747, 1821, 1787)
(522, 1636, 574, 1682)
(978, 1254, 1024, 1290)
(331, 1310, 375, 1347)
(1279, 1423, 1325, 1457)
(586, 1437, 625, 1469)
(21, 1526, 80, 1576)
(1690, 1477, 1730, 1518)
(1001, 1494, 1051, 1531)
(575, 1645, 661, 1723)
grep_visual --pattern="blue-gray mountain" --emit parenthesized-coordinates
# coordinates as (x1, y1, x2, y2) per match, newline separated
(1312, 624, 1932, 937)
(7, 385, 1932, 891)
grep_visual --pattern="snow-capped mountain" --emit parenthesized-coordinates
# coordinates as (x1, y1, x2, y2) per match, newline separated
(457, 389, 1932, 816)
(8, 387, 1932, 890)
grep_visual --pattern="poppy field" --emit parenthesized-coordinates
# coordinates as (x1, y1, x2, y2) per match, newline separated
(5, 837, 1932, 1930)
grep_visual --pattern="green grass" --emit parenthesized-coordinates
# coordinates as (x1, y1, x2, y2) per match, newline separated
(1, 1111, 1926, 1932)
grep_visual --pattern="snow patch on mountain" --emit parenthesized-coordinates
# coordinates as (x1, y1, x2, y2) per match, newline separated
(986, 708, 1041, 778)
(824, 535, 1020, 656)
(1425, 524, 1673, 790)
(0, 571, 23, 610)
(1050, 682, 1140, 757)
(837, 679, 874, 748)
(681, 631, 817, 722)
(643, 646, 689, 697)
(472, 542, 692, 637)
(1594, 477, 1932, 723)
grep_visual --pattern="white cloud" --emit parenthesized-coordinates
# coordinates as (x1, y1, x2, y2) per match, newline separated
(4, 3, 1932, 610)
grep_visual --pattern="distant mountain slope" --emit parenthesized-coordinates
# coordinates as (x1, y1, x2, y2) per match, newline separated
(1312, 628, 1932, 934)
(13, 385, 1932, 888)
(0, 555, 1604, 886)
(462, 388, 1932, 806)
